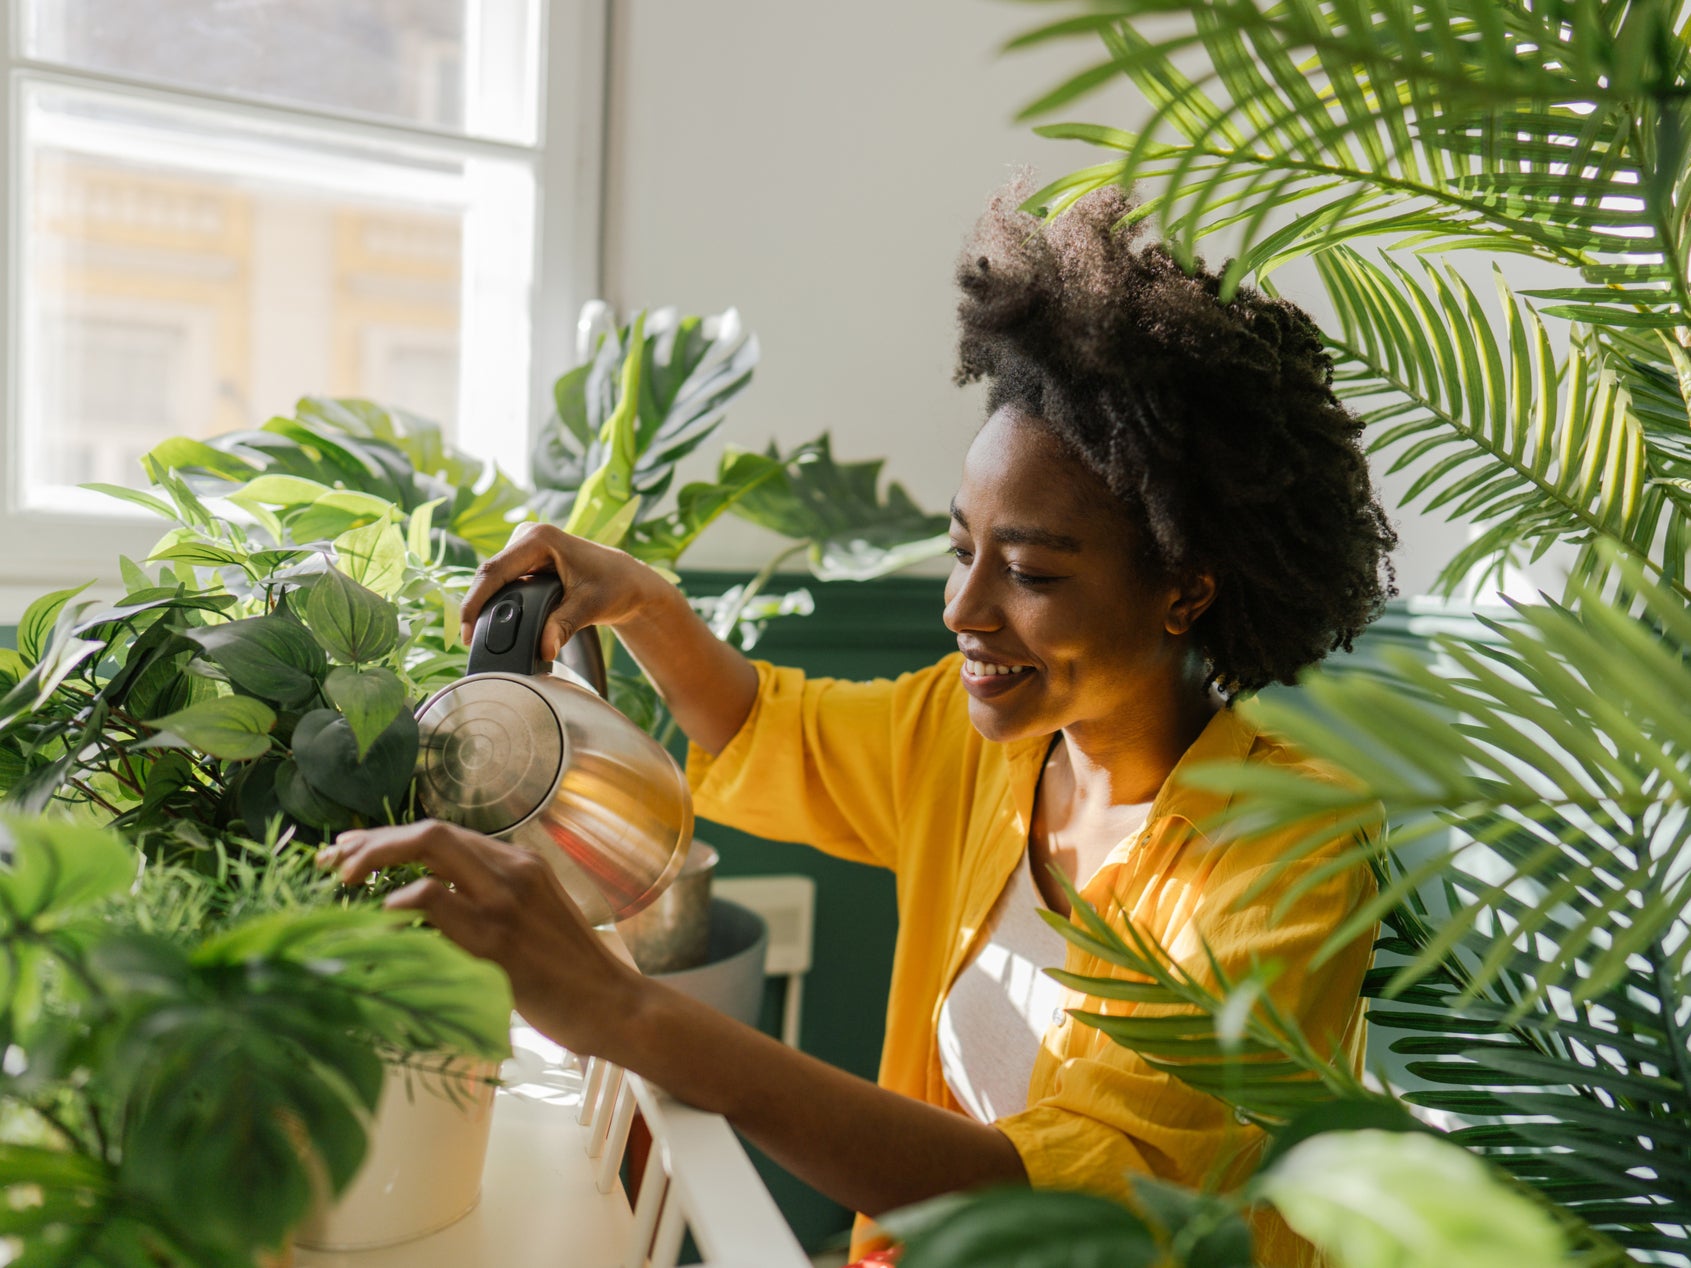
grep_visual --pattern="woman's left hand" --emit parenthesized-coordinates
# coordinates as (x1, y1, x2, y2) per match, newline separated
(316, 820, 641, 1055)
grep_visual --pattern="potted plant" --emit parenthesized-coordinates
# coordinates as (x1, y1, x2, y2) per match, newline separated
(0, 813, 510, 1265)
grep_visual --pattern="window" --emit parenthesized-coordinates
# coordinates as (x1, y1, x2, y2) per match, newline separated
(1, 0, 604, 609)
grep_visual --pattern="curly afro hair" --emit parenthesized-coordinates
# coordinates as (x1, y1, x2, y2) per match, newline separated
(955, 180, 1397, 696)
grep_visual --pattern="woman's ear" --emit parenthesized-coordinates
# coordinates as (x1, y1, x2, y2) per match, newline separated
(1165, 572, 1217, 636)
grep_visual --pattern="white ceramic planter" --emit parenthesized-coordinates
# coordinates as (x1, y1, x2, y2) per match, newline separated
(295, 1057, 498, 1252)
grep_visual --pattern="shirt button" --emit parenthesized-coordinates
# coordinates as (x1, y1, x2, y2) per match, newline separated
(1051, 1008, 1067, 1026)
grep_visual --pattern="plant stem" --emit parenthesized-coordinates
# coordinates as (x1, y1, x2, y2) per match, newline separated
(68, 780, 122, 818)
(711, 542, 808, 641)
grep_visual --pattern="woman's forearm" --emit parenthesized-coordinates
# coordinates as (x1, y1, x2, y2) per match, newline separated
(323, 824, 1022, 1217)
(613, 579, 760, 756)
(606, 975, 1028, 1216)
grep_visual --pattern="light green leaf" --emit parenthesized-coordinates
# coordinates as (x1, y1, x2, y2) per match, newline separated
(407, 496, 446, 562)
(1259, 1130, 1567, 1268)
(333, 517, 408, 599)
(79, 482, 176, 519)
(17, 582, 93, 664)
(143, 695, 277, 761)
(323, 666, 409, 760)
(0, 815, 136, 926)
(233, 474, 336, 505)
(145, 436, 260, 482)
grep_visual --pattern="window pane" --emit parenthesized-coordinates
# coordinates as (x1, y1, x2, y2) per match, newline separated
(18, 82, 537, 513)
(23, 0, 541, 144)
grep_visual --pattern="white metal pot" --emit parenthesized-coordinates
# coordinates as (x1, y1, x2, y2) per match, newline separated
(294, 1058, 498, 1252)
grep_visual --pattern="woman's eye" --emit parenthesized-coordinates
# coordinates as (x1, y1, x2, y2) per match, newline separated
(948, 545, 973, 563)
(1009, 569, 1059, 588)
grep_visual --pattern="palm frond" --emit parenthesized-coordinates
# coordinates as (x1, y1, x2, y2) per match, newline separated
(1365, 856, 1691, 1260)
(1185, 557, 1691, 1018)
(1008, 0, 1691, 318)
(1041, 871, 1386, 1125)
(1315, 246, 1689, 601)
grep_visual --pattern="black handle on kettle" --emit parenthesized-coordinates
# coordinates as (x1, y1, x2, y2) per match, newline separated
(465, 577, 609, 697)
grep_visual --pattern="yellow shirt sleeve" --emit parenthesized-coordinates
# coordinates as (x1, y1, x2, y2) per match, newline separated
(685, 657, 971, 871)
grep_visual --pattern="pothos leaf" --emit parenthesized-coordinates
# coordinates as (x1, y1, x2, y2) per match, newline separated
(304, 567, 399, 665)
(323, 666, 409, 760)
(142, 695, 277, 761)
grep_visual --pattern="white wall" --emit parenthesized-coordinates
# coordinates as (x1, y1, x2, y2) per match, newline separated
(599, 0, 1461, 595)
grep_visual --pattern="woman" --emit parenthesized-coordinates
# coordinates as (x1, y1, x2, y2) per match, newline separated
(319, 184, 1397, 1263)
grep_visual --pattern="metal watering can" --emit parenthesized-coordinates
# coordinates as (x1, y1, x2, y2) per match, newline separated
(412, 577, 693, 926)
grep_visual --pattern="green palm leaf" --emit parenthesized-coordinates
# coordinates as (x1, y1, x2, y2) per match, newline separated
(1040, 871, 1384, 1124)
(1363, 863, 1690, 1258)
(1009, 0, 1691, 315)
(1185, 559, 1691, 1015)
(1314, 246, 1687, 601)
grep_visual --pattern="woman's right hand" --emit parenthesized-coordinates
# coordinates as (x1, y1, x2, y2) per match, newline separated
(460, 523, 664, 661)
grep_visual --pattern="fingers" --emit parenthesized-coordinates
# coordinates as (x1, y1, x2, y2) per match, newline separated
(383, 875, 489, 956)
(539, 595, 583, 663)
(318, 820, 503, 902)
(461, 522, 566, 645)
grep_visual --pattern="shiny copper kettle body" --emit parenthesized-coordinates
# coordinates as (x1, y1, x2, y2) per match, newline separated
(412, 577, 692, 925)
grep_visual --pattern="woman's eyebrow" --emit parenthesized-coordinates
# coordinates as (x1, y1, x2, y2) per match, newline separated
(950, 503, 1082, 552)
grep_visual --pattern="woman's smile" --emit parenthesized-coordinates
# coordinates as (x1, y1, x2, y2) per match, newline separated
(959, 656, 1036, 697)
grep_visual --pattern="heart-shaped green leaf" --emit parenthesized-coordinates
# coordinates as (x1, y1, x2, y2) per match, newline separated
(185, 613, 328, 709)
(323, 666, 408, 760)
(274, 757, 355, 837)
(304, 567, 398, 665)
(292, 707, 417, 822)
(333, 518, 408, 599)
(144, 696, 277, 761)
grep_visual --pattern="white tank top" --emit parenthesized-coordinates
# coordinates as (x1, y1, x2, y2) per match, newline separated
(938, 806, 1153, 1122)
(936, 847, 1071, 1123)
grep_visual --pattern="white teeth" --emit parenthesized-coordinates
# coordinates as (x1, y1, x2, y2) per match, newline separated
(964, 659, 1029, 677)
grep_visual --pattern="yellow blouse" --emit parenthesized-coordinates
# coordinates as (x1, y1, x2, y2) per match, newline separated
(686, 653, 1376, 1266)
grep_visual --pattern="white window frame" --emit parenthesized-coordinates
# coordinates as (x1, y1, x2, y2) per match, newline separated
(0, 0, 607, 620)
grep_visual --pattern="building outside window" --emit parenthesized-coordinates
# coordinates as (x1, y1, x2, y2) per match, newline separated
(1, 0, 603, 609)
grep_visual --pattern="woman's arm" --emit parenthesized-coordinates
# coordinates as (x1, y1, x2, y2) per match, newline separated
(317, 822, 1027, 1215)
(461, 523, 759, 756)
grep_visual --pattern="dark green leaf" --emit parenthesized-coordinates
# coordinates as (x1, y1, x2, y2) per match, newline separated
(275, 757, 356, 837)
(890, 1187, 1160, 1268)
(1257, 1099, 1429, 1174)
(729, 436, 949, 580)
(185, 612, 328, 709)
(304, 567, 399, 665)
(291, 707, 418, 822)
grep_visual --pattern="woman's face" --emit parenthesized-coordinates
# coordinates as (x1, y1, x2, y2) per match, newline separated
(942, 406, 1211, 745)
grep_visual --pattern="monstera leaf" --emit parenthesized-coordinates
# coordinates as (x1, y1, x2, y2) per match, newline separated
(532, 306, 759, 524)
(731, 436, 950, 581)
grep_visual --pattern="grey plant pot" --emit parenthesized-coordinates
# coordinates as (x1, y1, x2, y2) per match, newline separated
(648, 897, 768, 1029)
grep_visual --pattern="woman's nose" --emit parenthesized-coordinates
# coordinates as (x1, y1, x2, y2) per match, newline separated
(943, 565, 998, 633)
